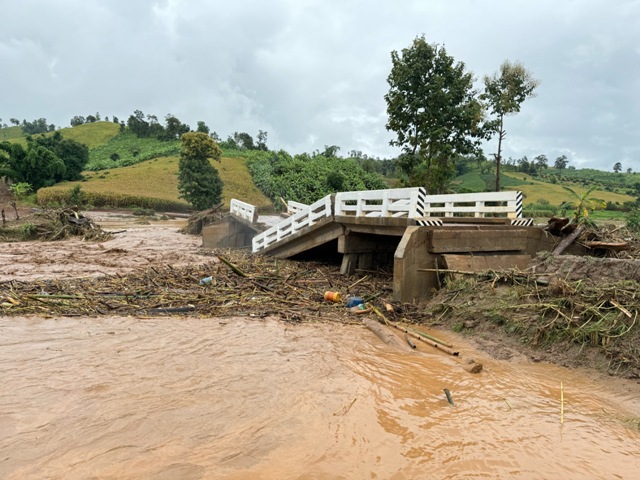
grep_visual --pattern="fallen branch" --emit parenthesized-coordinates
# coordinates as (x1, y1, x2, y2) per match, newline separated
(552, 225, 585, 255)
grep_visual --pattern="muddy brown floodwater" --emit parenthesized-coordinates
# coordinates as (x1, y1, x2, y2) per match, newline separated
(1, 214, 640, 478)
(1, 315, 639, 479)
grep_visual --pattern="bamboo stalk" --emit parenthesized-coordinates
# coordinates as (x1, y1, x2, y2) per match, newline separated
(404, 333, 416, 349)
(332, 397, 357, 416)
(372, 308, 459, 356)
(348, 275, 369, 290)
(218, 255, 247, 277)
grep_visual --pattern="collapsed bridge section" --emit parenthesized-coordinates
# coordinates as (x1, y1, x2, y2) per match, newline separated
(205, 188, 547, 302)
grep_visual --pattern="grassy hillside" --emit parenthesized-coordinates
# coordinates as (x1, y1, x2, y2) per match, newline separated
(0, 122, 120, 150)
(57, 121, 120, 148)
(503, 172, 633, 205)
(0, 126, 24, 141)
(40, 154, 273, 211)
(8, 121, 637, 216)
(87, 132, 181, 170)
(453, 167, 635, 208)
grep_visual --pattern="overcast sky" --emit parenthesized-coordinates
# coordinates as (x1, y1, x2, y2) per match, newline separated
(2, 0, 638, 171)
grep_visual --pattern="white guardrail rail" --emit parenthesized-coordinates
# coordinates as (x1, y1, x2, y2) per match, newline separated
(421, 191, 522, 218)
(286, 200, 308, 216)
(335, 187, 424, 218)
(250, 189, 526, 253)
(252, 195, 333, 252)
(230, 199, 258, 223)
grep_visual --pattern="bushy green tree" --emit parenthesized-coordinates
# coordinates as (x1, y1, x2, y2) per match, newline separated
(178, 132, 223, 210)
(127, 110, 150, 137)
(162, 114, 190, 141)
(385, 36, 486, 193)
(554, 155, 569, 169)
(32, 132, 89, 181)
(196, 121, 210, 134)
(70, 116, 85, 126)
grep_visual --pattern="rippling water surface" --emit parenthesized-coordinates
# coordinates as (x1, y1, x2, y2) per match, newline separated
(1, 316, 638, 479)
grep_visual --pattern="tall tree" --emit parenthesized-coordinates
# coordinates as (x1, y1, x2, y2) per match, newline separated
(481, 60, 539, 191)
(385, 36, 486, 193)
(534, 154, 548, 169)
(196, 121, 210, 134)
(554, 154, 568, 169)
(163, 114, 190, 140)
(613, 161, 622, 173)
(178, 132, 223, 210)
(256, 130, 268, 151)
(127, 110, 150, 137)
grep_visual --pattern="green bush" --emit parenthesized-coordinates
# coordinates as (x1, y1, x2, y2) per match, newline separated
(245, 150, 387, 204)
(626, 209, 640, 232)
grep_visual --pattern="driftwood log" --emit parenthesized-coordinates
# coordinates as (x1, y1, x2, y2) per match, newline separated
(362, 318, 414, 352)
(552, 225, 585, 255)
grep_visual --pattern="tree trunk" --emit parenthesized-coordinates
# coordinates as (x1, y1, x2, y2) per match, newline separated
(11, 201, 19, 220)
(495, 114, 504, 192)
(552, 225, 585, 255)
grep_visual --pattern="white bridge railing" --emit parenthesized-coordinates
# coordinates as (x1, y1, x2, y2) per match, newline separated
(230, 199, 258, 223)
(335, 187, 424, 218)
(286, 200, 308, 216)
(421, 191, 521, 218)
(250, 189, 525, 253)
(252, 195, 333, 252)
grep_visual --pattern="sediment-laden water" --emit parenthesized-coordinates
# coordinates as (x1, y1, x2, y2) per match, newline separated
(1, 316, 638, 479)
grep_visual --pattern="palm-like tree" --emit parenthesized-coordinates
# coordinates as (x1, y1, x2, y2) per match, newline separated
(560, 185, 605, 226)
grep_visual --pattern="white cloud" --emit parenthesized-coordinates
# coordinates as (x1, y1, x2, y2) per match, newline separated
(1, 0, 638, 169)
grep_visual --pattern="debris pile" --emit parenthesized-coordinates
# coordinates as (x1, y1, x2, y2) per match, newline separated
(427, 257, 640, 378)
(31, 209, 113, 241)
(181, 204, 225, 235)
(0, 249, 401, 323)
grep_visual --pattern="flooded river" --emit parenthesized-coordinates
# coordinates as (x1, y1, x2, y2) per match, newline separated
(1, 315, 639, 479)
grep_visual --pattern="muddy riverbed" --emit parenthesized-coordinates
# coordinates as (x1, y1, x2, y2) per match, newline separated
(1, 213, 640, 478)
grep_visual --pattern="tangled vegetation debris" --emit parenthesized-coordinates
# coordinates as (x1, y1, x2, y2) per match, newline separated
(425, 259, 640, 379)
(0, 208, 113, 242)
(0, 249, 401, 324)
(180, 204, 225, 235)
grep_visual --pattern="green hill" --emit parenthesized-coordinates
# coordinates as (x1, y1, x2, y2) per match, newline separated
(5, 121, 637, 216)
(0, 126, 24, 141)
(38, 154, 273, 212)
(57, 121, 121, 148)
(452, 167, 635, 212)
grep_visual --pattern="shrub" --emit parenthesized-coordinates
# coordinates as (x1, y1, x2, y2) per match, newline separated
(626, 209, 640, 232)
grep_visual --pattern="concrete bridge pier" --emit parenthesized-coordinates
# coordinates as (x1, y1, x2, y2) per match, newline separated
(338, 232, 399, 275)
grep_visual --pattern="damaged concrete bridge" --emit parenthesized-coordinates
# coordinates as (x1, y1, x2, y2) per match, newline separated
(203, 188, 558, 303)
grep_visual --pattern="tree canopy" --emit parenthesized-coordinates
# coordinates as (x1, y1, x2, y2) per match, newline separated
(385, 36, 486, 193)
(0, 132, 88, 190)
(178, 132, 223, 210)
(482, 60, 539, 191)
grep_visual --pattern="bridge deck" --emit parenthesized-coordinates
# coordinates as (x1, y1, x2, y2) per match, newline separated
(221, 189, 537, 302)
